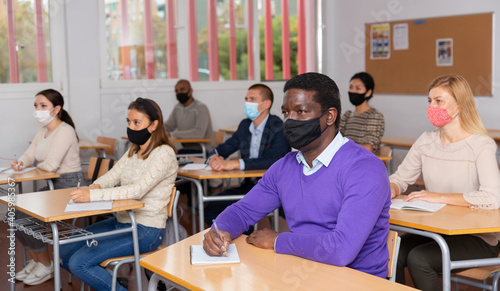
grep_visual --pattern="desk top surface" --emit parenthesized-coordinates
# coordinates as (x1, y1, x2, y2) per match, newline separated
(79, 140, 112, 149)
(0, 188, 144, 222)
(170, 138, 212, 144)
(140, 230, 415, 291)
(381, 136, 418, 148)
(122, 136, 212, 144)
(219, 125, 238, 134)
(177, 166, 266, 180)
(0, 166, 60, 184)
(390, 196, 500, 235)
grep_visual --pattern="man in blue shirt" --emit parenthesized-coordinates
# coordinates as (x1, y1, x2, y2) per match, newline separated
(204, 84, 290, 225)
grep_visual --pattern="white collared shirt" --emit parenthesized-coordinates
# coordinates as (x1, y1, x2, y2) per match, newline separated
(295, 132, 349, 176)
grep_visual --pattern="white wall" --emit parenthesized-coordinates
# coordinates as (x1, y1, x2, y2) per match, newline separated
(324, 0, 500, 167)
(324, 0, 500, 137)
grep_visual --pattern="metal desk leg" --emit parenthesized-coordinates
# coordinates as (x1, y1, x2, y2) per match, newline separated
(273, 208, 279, 231)
(181, 177, 204, 232)
(200, 143, 207, 159)
(127, 210, 143, 291)
(148, 273, 162, 291)
(50, 222, 61, 291)
(390, 225, 451, 291)
(47, 179, 55, 191)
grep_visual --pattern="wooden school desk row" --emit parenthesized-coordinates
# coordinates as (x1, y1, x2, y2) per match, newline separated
(0, 188, 144, 291)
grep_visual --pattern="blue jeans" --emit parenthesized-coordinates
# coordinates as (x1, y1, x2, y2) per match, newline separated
(60, 217, 164, 291)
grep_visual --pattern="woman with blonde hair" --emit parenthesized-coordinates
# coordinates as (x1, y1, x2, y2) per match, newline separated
(390, 74, 500, 290)
(60, 98, 178, 291)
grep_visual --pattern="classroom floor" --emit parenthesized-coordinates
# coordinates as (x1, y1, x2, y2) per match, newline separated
(0, 191, 490, 291)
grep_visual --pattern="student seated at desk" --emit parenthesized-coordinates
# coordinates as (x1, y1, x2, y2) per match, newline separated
(389, 75, 500, 291)
(12, 89, 85, 286)
(203, 73, 391, 278)
(164, 79, 216, 154)
(203, 83, 290, 225)
(60, 98, 178, 291)
(339, 72, 384, 155)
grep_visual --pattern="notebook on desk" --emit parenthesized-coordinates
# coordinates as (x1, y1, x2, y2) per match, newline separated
(390, 199, 446, 213)
(190, 244, 240, 265)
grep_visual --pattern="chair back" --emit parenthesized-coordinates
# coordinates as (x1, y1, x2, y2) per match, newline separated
(387, 230, 401, 281)
(97, 136, 118, 157)
(167, 187, 177, 218)
(379, 146, 392, 158)
(87, 157, 116, 183)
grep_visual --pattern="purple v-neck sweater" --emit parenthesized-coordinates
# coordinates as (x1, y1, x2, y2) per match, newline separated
(216, 140, 391, 278)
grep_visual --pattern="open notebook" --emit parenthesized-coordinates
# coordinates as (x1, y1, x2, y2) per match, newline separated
(190, 244, 240, 265)
(390, 199, 446, 213)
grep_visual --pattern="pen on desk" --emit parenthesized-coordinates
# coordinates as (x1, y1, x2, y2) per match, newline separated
(212, 219, 228, 257)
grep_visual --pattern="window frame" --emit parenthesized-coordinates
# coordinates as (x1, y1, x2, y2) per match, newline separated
(0, 0, 68, 99)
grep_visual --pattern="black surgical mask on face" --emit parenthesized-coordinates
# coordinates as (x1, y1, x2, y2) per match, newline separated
(348, 92, 367, 106)
(284, 111, 329, 149)
(176, 93, 190, 104)
(127, 126, 152, 145)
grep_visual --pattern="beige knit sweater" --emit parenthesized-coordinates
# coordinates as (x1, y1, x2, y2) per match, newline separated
(390, 130, 500, 245)
(90, 145, 178, 229)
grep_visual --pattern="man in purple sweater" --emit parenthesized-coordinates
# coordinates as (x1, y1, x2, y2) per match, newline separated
(203, 72, 391, 278)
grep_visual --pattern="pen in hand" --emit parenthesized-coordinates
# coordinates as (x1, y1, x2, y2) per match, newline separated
(212, 219, 228, 257)
(76, 178, 81, 189)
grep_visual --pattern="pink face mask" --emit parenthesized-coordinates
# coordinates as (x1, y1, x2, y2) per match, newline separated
(427, 103, 458, 127)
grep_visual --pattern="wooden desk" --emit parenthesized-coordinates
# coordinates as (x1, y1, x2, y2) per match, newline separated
(389, 196, 500, 290)
(177, 162, 266, 233)
(79, 140, 112, 158)
(381, 136, 417, 148)
(220, 125, 238, 134)
(0, 188, 144, 291)
(0, 166, 60, 192)
(140, 230, 415, 291)
(122, 137, 212, 158)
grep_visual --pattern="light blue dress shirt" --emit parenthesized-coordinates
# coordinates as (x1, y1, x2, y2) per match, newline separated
(239, 114, 270, 169)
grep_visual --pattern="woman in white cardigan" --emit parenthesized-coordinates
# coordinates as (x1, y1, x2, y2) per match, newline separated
(60, 98, 178, 291)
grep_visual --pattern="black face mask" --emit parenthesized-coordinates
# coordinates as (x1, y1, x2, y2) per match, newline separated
(283, 111, 329, 149)
(176, 93, 190, 104)
(348, 92, 367, 106)
(127, 126, 152, 145)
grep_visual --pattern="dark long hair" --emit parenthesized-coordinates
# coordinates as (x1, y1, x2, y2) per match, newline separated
(36, 89, 78, 139)
(127, 98, 174, 159)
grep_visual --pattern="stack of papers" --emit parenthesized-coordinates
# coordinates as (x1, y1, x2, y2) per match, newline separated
(390, 199, 446, 212)
(190, 244, 240, 265)
(64, 199, 113, 212)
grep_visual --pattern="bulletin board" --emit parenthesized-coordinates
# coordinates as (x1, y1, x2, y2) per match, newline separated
(365, 13, 492, 96)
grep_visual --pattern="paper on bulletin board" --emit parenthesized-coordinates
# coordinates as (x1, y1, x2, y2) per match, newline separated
(436, 38, 453, 66)
(370, 23, 391, 60)
(393, 23, 409, 50)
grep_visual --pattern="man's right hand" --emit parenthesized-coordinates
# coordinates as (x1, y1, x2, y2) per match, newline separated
(203, 228, 231, 256)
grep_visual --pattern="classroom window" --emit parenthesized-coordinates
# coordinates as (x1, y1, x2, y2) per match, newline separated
(0, 0, 53, 84)
(103, 0, 314, 82)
